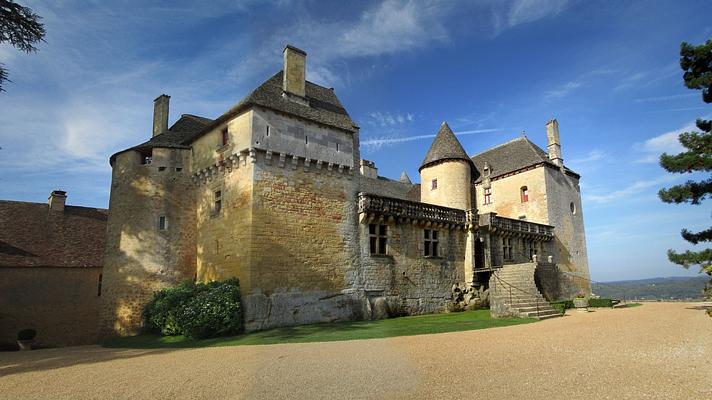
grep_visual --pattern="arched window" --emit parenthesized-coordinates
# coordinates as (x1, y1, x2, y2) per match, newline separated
(521, 186, 529, 202)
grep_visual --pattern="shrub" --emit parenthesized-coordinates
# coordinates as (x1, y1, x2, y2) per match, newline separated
(143, 282, 200, 335)
(588, 298, 615, 308)
(17, 329, 36, 341)
(143, 278, 243, 339)
(177, 279, 243, 339)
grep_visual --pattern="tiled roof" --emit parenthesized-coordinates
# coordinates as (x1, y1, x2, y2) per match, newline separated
(470, 136, 578, 183)
(0, 200, 108, 268)
(419, 122, 473, 171)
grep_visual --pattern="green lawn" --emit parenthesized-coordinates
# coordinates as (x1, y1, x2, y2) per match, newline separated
(103, 310, 536, 349)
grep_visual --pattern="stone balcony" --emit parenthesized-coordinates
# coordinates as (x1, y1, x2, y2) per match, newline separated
(358, 193, 467, 226)
(481, 213, 554, 240)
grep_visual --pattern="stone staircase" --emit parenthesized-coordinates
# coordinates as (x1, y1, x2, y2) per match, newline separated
(489, 263, 561, 320)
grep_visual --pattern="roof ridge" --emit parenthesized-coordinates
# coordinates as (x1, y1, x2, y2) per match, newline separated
(0, 199, 107, 211)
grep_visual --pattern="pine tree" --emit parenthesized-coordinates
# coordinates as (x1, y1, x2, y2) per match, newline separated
(0, 0, 45, 92)
(659, 40, 712, 300)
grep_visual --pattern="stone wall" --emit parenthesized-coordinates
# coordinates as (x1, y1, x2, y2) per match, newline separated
(358, 219, 466, 315)
(1, 267, 102, 346)
(475, 166, 549, 224)
(543, 166, 590, 296)
(100, 147, 197, 337)
(420, 160, 471, 210)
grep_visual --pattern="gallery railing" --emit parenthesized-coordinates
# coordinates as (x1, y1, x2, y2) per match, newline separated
(489, 214, 554, 237)
(358, 193, 467, 225)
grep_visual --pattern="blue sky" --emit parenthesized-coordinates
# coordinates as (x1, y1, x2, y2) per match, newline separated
(1, 0, 710, 282)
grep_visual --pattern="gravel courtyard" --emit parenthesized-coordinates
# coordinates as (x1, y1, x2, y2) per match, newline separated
(1, 302, 710, 399)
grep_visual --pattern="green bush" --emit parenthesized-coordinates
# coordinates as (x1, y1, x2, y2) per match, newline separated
(588, 298, 615, 308)
(143, 278, 243, 339)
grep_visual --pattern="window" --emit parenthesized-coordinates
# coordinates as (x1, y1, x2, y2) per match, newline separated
(502, 237, 513, 261)
(214, 190, 222, 215)
(368, 223, 387, 255)
(336, 142, 340, 152)
(424, 229, 439, 257)
(266, 125, 270, 137)
(158, 215, 168, 231)
(221, 127, 229, 147)
(570, 201, 576, 214)
(431, 179, 438, 190)
(521, 186, 529, 202)
(175, 167, 183, 172)
(141, 156, 152, 165)
(97, 273, 102, 297)
(158, 166, 166, 171)
(483, 188, 492, 205)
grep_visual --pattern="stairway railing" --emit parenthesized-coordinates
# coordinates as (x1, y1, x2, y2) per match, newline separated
(491, 270, 543, 318)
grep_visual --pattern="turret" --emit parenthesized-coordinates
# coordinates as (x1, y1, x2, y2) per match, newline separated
(419, 122, 473, 210)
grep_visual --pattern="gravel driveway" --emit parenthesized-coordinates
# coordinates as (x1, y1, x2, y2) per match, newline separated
(1, 302, 710, 399)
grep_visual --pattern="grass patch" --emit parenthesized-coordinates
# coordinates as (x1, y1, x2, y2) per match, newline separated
(103, 310, 536, 349)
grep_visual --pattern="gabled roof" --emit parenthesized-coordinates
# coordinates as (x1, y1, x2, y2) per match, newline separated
(470, 136, 578, 183)
(110, 71, 358, 164)
(182, 71, 358, 144)
(0, 200, 108, 268)
(419, 122, 473, 171)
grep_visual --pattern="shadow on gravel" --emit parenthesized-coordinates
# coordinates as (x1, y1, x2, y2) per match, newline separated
(0, 346, 177, 378)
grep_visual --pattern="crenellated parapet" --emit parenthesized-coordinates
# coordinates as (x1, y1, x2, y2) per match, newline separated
(191, 147, 354, 185)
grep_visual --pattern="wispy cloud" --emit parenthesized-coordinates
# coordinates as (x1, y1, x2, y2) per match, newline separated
(506, 0, 570, 28)
(569, 149, 606, 164)
(633, 122, 697, 163)
(634, 93, 698, 103)
(585, 175, 678, 204)
(366, 112, 414, 127)
(648, 106, 708, 113)
(362, 128, 503, 150)
(543, 81, 582, 101)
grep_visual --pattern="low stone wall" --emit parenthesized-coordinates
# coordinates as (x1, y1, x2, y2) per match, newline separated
(242, 289, 370, 332)
(535, 263, 580, 300)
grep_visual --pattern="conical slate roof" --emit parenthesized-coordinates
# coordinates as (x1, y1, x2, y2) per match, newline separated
(399, 171, 412, 184)
(419, 122, 472, 171)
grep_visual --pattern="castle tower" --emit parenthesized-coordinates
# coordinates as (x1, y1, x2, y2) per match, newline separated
(418, 122, 473, 210)
(100, 95, 197, 337)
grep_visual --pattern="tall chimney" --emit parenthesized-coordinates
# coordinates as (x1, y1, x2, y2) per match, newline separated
(283, 45, 306, 98)
(48, 190, 67, 212)
(152, 94, 170, 137)
(546, 119, 563, 167)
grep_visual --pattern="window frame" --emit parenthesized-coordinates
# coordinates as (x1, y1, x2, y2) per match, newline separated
(158, 215, 168, 231)
(220, 127, 230, 147)
(368, 223, 388, 256)
(213, 190, 223, 216)
(483, 187, 492, 205)
(424, 229, 439, 257)
(521, 186, 529, 202)
(431, 179, 438, 190)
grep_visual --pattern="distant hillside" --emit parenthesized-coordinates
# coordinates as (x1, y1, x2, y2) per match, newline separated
(591, 276, 709, 301)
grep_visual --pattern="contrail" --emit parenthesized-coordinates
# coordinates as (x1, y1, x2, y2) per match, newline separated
(361, 128, 504, 147)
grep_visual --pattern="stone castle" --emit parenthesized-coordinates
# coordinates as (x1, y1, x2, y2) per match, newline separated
(100, 45, 590, 336)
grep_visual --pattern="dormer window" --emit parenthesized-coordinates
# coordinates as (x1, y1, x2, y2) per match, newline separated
(483, 188, 492, 205)
(521, 186, 529, 202)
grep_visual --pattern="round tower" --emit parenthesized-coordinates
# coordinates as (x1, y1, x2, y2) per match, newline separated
(100, 96, 197, 338)
(419, 122, 473, 210)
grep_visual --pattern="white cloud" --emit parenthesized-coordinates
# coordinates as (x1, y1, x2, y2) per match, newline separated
(507, 0, 570, 27)
(366, 112, 415, 127)
(633, 123, 694, 163)
(543, 81, 582, 101)
(569, 149, 606, 165)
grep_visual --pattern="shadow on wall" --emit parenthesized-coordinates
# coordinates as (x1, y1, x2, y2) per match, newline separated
(0, 345, 177, 378)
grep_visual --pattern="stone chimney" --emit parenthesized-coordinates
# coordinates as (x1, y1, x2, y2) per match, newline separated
(283, 45, 307, 99)
(152, 94, 170, 137)
(360, 159, 378, 179)
(546, 119, 563, 167)
(48, 190, 67, 212)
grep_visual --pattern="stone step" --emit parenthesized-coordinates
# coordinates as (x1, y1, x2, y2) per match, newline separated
(515, 305, 557, 313)
(523, 309, 561, 319)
